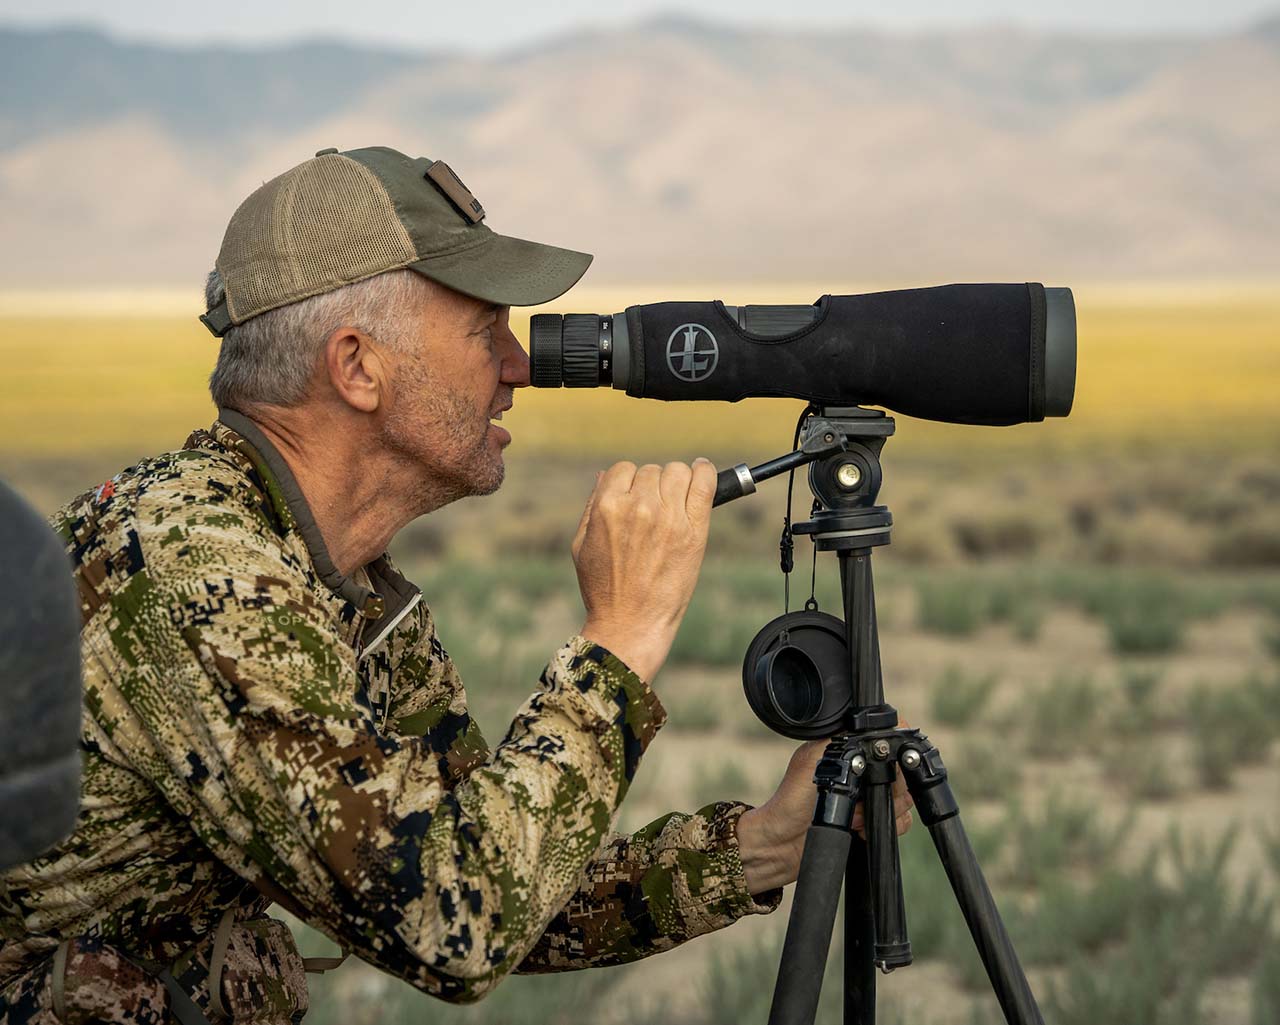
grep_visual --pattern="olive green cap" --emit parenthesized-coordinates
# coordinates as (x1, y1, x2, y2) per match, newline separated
(200, 146, 592, 336)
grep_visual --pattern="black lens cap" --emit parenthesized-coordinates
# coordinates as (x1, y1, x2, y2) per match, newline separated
(742, 610, 851, 739)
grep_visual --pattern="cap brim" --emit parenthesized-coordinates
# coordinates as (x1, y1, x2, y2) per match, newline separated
(406, 233, 592, 307)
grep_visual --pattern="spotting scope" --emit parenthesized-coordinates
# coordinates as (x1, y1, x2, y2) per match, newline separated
(529, 283, 1075, 426)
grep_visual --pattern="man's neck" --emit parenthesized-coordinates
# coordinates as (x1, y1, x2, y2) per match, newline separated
(241, 407, 417, 577)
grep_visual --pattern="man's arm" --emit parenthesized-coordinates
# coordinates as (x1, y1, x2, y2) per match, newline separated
(512, 730, 916, 972)
(117, 495, 663, 1003)
(517, 801, 781, 972)
(383, 604, 781, 974)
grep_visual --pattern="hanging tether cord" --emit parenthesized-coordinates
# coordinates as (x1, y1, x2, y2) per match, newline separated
(781, 403, 821, 615)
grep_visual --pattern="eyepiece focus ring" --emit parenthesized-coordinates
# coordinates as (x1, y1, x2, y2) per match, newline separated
(562, 315, 601, 387)
(529, 314, 563, 388)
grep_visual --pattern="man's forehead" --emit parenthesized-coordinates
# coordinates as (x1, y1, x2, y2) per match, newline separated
(430, 279, 503, 322)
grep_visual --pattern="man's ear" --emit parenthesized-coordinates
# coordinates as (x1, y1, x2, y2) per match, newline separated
(323, 327, 384, 414)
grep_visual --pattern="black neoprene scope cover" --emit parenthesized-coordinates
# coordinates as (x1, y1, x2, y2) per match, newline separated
(627, 283, 1048, 426)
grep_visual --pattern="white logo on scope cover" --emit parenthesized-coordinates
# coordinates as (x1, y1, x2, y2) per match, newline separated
(666, 324, 719, 383)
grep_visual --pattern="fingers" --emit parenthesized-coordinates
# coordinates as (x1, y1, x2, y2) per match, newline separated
(596, 459, 716, 520)
(631, 462, 662, 497)
(658, 461, 693, 510)
(599, 460, 638, 496)
(851, 791, 915, 840)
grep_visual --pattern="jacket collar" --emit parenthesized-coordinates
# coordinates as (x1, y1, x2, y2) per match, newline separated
(212, 408, 421, 641)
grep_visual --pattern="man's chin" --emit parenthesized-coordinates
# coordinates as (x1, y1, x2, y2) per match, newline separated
(473, 462, 505, 496)
(465, 449, 506, 497)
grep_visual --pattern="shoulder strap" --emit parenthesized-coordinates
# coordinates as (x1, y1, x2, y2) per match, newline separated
(302, 950, 349, 974)
(207, 907, 236, 1020)
(144, 961, 219, 1025)
(51, 940, 68, 1021)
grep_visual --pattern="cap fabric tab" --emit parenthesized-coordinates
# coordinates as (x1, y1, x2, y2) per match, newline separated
(424, 160, 486, 224)
(202, 146, 591, 332)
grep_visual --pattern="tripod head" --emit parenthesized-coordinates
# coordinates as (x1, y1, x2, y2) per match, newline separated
(790, 406, 894, 551)
(711, 405, 892, 521)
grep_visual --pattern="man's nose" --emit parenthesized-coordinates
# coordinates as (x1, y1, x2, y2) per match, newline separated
(503, 333, 531, 388)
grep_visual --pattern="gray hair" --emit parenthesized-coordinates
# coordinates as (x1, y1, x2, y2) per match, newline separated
(206, 269, 434, 411)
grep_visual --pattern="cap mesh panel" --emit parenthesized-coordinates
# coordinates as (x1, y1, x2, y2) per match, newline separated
(219, 155, 418, 323)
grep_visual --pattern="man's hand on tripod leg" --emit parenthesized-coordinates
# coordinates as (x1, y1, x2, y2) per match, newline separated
(737, 732, 914, 896)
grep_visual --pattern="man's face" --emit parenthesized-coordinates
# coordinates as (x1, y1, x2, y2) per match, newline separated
(378, 282, 529, 507)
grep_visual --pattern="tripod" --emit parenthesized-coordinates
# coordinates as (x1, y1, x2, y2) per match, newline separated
(715, 407, 1043, 1025)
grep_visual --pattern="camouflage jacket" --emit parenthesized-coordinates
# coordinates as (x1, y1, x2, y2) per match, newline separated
(0, 411, 778, 1022)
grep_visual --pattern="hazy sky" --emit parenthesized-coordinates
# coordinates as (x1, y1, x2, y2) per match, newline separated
(1, 0, 1275, 50)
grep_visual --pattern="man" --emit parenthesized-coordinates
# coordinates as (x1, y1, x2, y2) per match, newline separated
(0, 146, 911, 1023)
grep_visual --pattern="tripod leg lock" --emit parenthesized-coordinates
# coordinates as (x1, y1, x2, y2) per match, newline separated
(898, 746, 958, 826)
(810, 741, 863, 830)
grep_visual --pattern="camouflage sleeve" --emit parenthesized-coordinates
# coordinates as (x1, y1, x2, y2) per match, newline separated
(380, 608, 781, 972)
(518, 801, 783, 972)
(120, 492, 666, 1003)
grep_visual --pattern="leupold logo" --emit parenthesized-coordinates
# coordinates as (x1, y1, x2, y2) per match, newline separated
(666, 324, 719, 382)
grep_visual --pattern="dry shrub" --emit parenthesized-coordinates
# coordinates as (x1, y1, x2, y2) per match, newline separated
(392, 519, 447, 560)
(493, 516, 573, 558)
(1209, 509, 1280, 568)
(886, 510, 960, 565)
(951, 508, 1043, 559)
(1236, 460, 1280, 501)
(1093, 507, 1209, 568)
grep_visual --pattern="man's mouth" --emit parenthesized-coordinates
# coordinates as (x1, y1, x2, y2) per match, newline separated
(488, 404, 512, 442)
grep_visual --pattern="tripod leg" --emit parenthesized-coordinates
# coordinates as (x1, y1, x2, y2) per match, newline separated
(769, 755, 863, 1025)
(843, 832, 875, 1025)
(898, 745, 1044, 1025)
(865, 776, 911, 969)
(769, 824, 853, 1025)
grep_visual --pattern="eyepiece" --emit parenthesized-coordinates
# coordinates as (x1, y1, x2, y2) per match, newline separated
(529, 313, 626, 389)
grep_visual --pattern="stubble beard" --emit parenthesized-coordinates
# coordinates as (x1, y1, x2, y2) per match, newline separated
(379, 361, 505, 514)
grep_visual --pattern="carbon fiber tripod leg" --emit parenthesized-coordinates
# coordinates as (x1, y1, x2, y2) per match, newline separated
(843, 832, 875, 1025)
(898, 743, 1044, 1025)
(768, 748, 863, 1025)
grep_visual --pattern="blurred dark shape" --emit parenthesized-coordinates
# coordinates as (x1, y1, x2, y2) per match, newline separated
(0, 480, 81, 870)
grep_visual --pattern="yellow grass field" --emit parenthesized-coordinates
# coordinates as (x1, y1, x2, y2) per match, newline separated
(2, 282, 1277, 464)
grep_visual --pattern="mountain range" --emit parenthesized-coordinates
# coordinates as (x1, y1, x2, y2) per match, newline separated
(2, 14, 1278, 288)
